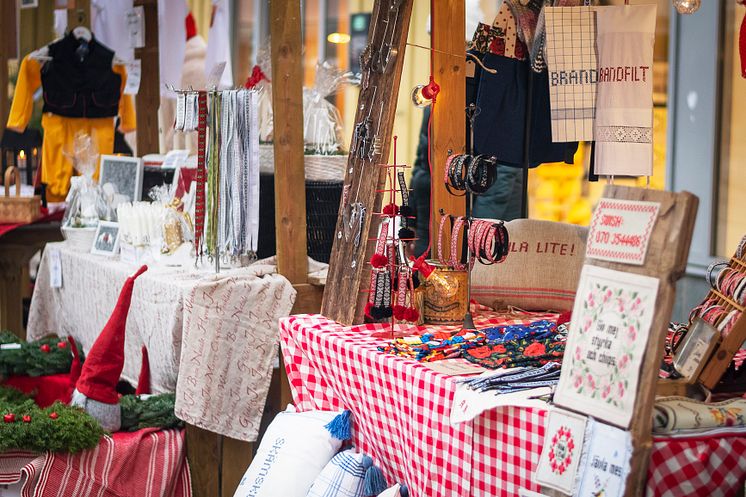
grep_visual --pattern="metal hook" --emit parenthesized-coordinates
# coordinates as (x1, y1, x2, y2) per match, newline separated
(466, 53, 497, 74)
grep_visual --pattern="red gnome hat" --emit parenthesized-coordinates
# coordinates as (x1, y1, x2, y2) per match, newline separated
(136, 346, 151, 395)
(67, 336, 82, 386)
(76, 265, 148, 404)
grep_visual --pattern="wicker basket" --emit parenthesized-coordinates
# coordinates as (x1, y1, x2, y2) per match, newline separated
(259, 144, 346, 181)
(0, 167, 40, 224)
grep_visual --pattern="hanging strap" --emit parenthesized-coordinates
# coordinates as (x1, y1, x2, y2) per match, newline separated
(194, 91, 208, 259)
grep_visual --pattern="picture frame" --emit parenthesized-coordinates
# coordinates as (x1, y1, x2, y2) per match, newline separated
(99, 155, 143, 203)
(20, 0, 39, 8)
(91, 221, 121, 256)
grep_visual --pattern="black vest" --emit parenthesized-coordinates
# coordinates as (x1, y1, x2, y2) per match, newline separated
(41, 33, 122, 119)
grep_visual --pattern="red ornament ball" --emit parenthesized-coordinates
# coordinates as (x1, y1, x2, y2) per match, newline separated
(3, 414, 15, 423)
(22, 415, 31, 423)
(40, 344, 51, 353)
(49, 412, 59, 420)
(57, 341, 68, 349)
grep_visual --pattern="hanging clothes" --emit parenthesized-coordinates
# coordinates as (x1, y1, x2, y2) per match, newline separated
(91, 0, 135, 63)
(7, 33, 136, 202)
(204, 0, 233, 89)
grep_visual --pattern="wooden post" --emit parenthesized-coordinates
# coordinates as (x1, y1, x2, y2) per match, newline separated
(0, 0, 17, 138)
(430, 0, 466, 249)
(66, 0, 91, 29)
(134, 0, 160, 155)
(270, 0, 309, 286)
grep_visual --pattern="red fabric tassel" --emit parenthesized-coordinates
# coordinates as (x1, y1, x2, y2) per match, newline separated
(404, 307, 420, 323)
(370, 254, 388, 268)
(393, 305, 407, 320)
(245, 65, 271, 89)
(382, 204, 399, 216)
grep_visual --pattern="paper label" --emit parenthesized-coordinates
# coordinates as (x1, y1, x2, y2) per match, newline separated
(49, 248, 62, 288)
(127, 6, 145, 49)
(586, 199, 660, 265)
(678, 339, 709, 378)
(206, 62, 227, 89)
(124, 60, 142, 95)
(576, 419, 632, 497)
(0, 344, 22, 351)
(162, 150, 190, 169)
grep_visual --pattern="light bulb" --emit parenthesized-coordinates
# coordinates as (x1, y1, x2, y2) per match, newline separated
(411, 85, 430, 107)
(673, 0, 701, 14)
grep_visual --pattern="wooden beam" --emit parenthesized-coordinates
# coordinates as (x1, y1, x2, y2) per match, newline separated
(270, 0, 308, 285)
(0, 0, 17, 138)
(134, 0, 160, 156)
(321, 0, 415, 325)
(184, 424, 220, 497)
(430, 0, 466, 248)
(221, 437, 253, 497)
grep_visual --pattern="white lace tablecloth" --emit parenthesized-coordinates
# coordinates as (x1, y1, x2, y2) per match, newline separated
(28, 242, 302, 441)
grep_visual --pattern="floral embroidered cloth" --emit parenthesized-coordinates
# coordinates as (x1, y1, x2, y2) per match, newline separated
(464, 320, 567, 369)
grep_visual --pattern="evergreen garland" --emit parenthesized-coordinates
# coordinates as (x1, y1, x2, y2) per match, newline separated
(0, 386, 104, 453)
(0, 332, 84, 378)
(120, 393, 182, 432)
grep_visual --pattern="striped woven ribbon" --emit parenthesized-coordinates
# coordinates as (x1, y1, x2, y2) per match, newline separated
(194, 91, 208, 258)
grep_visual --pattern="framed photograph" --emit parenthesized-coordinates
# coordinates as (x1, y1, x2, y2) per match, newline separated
(99, 155, 143, 203)
(21, 0, 39, 8)
(91, 221, 121, 256)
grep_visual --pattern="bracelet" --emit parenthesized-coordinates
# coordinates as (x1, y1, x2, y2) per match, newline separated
(438, 214, 451, 266)
(450, 216, 467, 270)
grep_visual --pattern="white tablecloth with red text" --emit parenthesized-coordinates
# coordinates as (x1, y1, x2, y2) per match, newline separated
(279, 313, 746, 497)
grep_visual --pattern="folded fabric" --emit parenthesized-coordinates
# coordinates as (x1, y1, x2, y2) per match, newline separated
(470, 2, 527, 61)
(594, 4, 657, 177)
(464, 362, 562, 394)
(464, 321, 567, 369)
(306, 450, 387, 497)
(378, 330, 485, 362)
(653, 397, 746, 433)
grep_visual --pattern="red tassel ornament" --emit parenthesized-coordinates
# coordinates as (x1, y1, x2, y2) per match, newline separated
(370, 254, 388, 268)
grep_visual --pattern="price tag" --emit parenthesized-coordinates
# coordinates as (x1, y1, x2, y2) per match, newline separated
(124, 59, 142, 95)
(0, 344, 22, 351)
(126, 6, 145, 49)
(162, 150, 190, 169)
(49, 248, 62, 288)
(206, 62, 227, 89)
(586, 198, 660, 265)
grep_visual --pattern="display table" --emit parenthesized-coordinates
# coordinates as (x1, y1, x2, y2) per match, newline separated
(0, 428, 190, 497)
(279, 314, 746, 497)
(0, 210, 64, 336)
(28, 242, 297, 442)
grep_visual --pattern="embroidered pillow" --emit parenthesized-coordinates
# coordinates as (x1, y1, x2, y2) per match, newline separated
(471, 219, 587, 312)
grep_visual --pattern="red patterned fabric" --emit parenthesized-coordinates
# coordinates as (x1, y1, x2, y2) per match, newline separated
(647, 433, 746, 497)
(280, 313, 746, 497)
(0, 429, 191, 497)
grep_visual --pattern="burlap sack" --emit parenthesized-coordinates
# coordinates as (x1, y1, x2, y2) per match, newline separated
(471, 219, 587, 312)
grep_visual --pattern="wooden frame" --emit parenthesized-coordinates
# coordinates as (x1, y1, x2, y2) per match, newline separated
(321, 0, 415, 325)
(544, 185, 698, 497)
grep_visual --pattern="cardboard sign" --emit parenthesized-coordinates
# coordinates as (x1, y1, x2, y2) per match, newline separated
(127, 6, 145, 49)
(49, 248, 62, 288)
(586, 199, 659, 265)
(554, 265, 659, 428)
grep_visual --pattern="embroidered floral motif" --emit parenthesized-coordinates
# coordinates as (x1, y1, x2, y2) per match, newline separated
(548, 426, 576, 475)
(595, 125, 653, 144)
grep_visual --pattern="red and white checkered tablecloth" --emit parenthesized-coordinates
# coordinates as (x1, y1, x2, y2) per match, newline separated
(280, 313, 746, 497)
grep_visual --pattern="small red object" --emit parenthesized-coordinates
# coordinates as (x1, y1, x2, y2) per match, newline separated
(410, 255, 435, 280)
(382, 203, 399, 216)
(57, 341, 67, 349)
(40, 344, 51, 353)
(3, 414, 15, 423)
(371, 253, 388, 269)
(49, 412, 59, 420)
(422, 76, 440, 103)
(22, 415, 31, 423)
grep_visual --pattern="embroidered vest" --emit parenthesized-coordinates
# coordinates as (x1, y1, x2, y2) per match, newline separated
(41, 33, 121, 119)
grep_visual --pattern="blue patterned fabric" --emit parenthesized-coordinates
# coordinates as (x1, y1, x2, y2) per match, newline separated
(306, 450, 366, 497)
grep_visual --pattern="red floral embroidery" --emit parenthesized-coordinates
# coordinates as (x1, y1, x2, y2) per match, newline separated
(547, 426, 575, 475)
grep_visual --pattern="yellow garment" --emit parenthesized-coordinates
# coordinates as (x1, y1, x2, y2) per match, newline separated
(6, 56, 136, 202)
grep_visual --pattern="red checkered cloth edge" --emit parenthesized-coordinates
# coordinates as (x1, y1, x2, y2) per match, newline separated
(647, 433, 746, 497)
(0, 429, 191, 497)
(280, 312, 746, 497)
